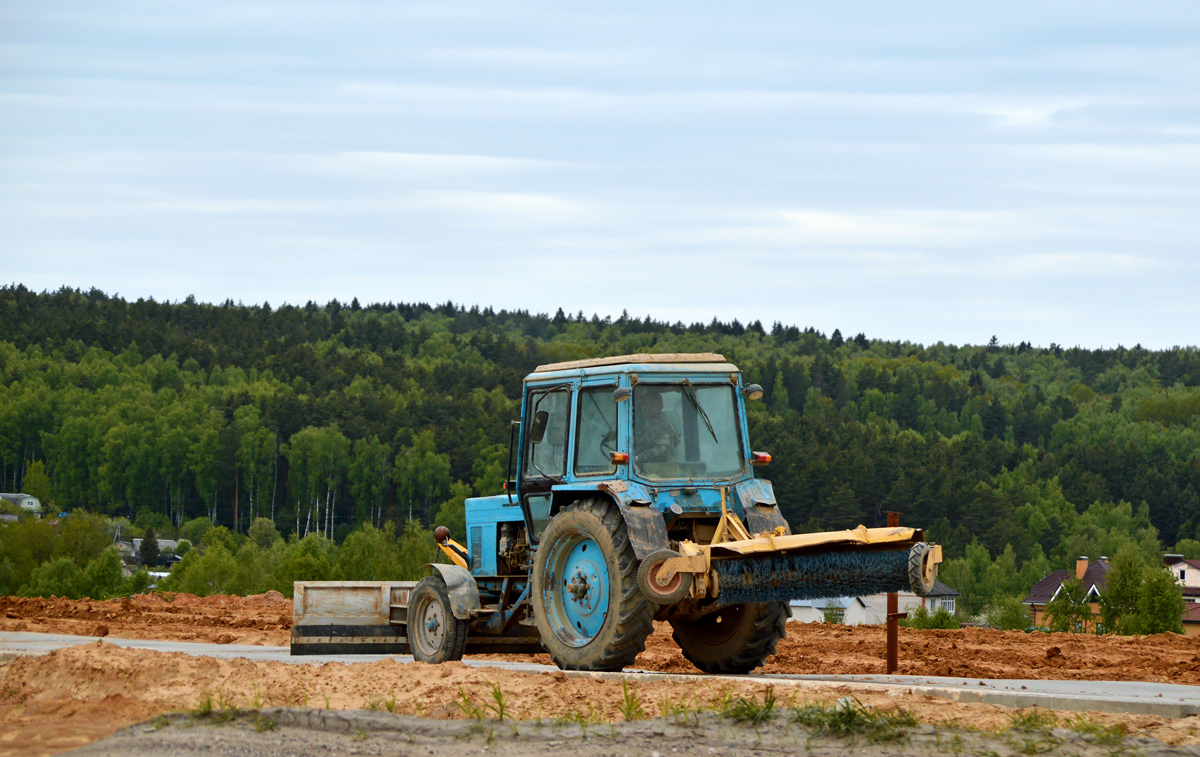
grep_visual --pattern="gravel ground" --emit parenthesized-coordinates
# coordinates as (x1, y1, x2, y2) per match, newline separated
(66, 707, 1200, 757)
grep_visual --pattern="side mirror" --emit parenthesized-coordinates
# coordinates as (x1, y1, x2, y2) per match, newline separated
(613, 386, 632, 403)
(743, 383, 764, 401)
(529, 410, 549, 444)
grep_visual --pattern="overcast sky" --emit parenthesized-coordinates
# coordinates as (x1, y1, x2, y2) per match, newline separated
(2, 2, 1198, 348)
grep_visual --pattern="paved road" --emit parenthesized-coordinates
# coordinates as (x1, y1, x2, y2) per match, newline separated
(3, 631, 1199, 718)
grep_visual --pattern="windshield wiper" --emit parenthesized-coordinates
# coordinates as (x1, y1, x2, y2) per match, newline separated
(681, 379, 718, 443)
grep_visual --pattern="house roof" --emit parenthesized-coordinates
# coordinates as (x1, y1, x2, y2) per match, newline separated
(1023, 561, 1112, 605)
(1080, 560, 1113, 596)
(1024, 569, 1072, 605)
(534, 353, 727, 373)
(927, 580, 959, 598)
(1183, 604, 1200, 624)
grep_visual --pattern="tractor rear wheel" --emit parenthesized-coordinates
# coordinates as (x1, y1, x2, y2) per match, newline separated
(408, 574, 468, 664)
(531, 497, 654, 671)
(670, 601, 789, 674)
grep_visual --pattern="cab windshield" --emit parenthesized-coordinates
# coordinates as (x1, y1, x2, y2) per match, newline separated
(632, 383, 745, 480)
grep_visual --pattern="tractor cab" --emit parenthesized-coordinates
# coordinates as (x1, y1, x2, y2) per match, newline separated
(508, 353, 779, 551)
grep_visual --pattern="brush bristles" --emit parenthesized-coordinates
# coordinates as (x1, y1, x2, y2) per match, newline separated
(713, 549, 909, 604)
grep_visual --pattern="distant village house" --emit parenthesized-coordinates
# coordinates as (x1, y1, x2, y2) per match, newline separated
(0, 492, 42, 514)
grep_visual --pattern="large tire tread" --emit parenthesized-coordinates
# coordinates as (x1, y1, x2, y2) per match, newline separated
(533, 497, 654, 671)
(672, 601, 788, 674)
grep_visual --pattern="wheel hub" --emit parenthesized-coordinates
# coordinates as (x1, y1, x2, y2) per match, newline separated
(545, 535, 610, 646)
(415, 597, 445, 654)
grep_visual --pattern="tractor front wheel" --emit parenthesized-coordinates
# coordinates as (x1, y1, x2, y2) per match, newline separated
(531, 497, 654, 671)
(670, 601, 789, 674)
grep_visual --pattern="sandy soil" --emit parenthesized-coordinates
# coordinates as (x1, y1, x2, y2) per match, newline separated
(4, 594, 1200, 756)
(4, 593, 1200, 685)
(638, 621, 1200, 683)
(4, 641, 1200, 757)
(0, 592, 292, 646)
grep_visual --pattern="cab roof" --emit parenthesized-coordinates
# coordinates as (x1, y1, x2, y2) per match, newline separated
(534, 352, 727, 373)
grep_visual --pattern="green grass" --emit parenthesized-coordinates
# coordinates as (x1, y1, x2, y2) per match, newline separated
(192, 692, 214, 718)
(1008, 708, 1058, 733)
(617, 679, 645, 721)
(791, 696, 917, 743)
(721, 686, 777, 726)
(1066, 714, 1126, 746)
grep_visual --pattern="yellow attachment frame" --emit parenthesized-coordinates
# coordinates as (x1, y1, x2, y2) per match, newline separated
(438, 538, 470, 571)
(656, 487, 941, 598)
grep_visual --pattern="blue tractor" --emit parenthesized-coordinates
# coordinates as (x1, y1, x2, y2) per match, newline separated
(292, 353, 941, 673)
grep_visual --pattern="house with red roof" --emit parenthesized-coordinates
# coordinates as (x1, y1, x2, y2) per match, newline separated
(1023, 556, 1112, 631)
(1024, 554, 1200, 635)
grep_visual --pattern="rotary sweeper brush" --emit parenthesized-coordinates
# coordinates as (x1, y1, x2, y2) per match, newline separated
(292, 353, 942, 674)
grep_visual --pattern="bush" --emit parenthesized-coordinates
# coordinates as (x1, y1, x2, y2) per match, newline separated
(80, 546, 129, 599)
(901, 604, 960, 630)
(200, 525, 239, 553)
(248, 517, 282, 550)
(1043, 577, 1092, 633)
(56, 510, 112, 568)
(21, 556, 84, 598)
(337, 524, 400, 581)
(173, 544, 239, 596)
(983, 595, 1033, 631)
(226, 542, 272, 596)
(274, 533, 336, 596)
(179, 517, 213, 547)
(132, 507, 172, 537)
(1138, 565, 1185, 635)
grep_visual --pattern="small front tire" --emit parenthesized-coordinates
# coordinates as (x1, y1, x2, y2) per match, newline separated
(408, 574, 468, 663)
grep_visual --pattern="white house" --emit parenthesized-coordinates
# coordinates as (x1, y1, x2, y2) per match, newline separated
(0, 493, 42, 514)
(1163, 554, 1200, 603)
(860, 580, 959, 624)
(788, 596, 871, 625)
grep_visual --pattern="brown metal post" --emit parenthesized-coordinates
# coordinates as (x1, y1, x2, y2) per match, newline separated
(886, 511, 903, 674)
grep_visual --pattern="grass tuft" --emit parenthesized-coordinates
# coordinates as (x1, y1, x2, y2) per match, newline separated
(722, 686, 776, 726)
(792, 696, 917, 743)
(617, 679, 645, 721)
(1066, 714, 1126, 746)
(1008, 708, 1058, 733)
(192, 692, 214, 718)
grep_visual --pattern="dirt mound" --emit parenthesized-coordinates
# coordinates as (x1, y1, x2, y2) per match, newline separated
(0, 593, 290, 646)
(630, 621, 1200, 683)
(6, 594, 1200, 684)
(4, 641, 1197, 757)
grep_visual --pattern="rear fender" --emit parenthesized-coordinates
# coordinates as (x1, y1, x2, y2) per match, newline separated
(423, 563, 481, 620)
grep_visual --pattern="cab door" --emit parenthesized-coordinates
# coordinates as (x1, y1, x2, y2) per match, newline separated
(519, 382, 573, 542)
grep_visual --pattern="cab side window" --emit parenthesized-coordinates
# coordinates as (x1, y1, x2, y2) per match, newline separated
(524, 389, 570, 479)
(574, 386, 617, 476)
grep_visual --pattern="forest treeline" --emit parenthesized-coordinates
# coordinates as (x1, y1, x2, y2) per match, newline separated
(1, 285, 1198, 616)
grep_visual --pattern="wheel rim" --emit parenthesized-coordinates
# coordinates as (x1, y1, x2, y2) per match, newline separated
(542, 529, 611, 647)
(412, 592, 446, 656)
